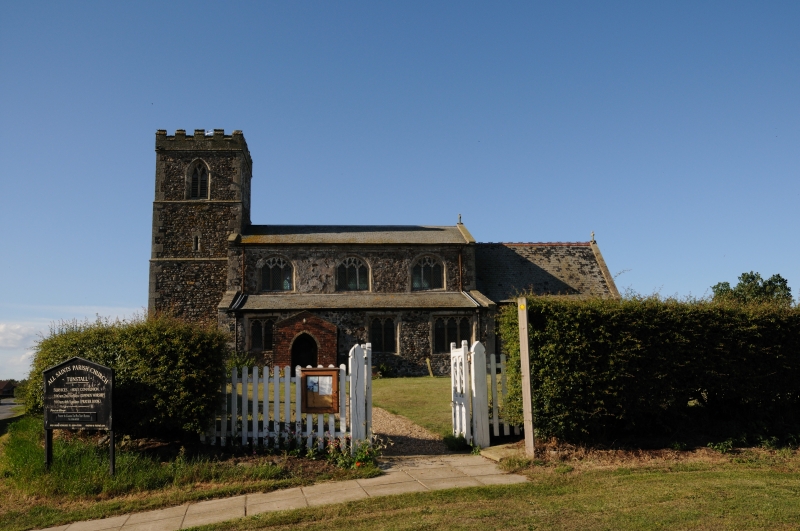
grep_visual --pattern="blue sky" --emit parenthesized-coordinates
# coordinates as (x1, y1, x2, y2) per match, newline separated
(1, 2, 798, 380)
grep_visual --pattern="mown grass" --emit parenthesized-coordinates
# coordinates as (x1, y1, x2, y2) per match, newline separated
(0, 416, 379, 531)
(193, 458, 800, 530)
(371, 377, 452, 438)
(2, 417, 288, 498)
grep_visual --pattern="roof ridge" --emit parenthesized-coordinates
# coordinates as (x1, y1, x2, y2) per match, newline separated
(479, 242, 591, 246)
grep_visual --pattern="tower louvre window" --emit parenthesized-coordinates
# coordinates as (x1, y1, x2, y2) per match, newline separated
(190, 164, 208, 199)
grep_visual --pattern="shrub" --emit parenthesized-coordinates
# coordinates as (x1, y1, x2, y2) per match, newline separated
(25, 315, 230, 438)
(499, 296, 800, 442)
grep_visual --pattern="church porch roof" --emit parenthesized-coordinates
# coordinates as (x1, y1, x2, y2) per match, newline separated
(226, 291, 492, 311)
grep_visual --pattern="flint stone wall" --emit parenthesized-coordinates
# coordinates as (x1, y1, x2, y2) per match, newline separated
(150, 261, 227, 322)
(239, 246, 475, 294)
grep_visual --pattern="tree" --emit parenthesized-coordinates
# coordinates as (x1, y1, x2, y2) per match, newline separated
(711, 271, 793, 306)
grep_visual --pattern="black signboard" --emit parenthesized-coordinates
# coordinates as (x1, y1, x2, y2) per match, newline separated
(44, 357, 113, 430)
(42, 357, 115, 473)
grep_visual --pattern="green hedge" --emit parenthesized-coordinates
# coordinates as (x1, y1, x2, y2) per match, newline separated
(26, 315, 229, 438)
(499, 297, 800, 442)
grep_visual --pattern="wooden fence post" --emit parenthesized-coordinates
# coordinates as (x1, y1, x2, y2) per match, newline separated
(517, 297, 535, 457)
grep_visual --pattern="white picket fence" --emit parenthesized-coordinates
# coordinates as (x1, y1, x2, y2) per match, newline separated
(202, 343, 372, 453)
(451, 340, 520, 448)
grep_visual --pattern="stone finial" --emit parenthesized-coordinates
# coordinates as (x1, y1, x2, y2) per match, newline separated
(458, 213, 462, 224)
(591, 231, 595, 243)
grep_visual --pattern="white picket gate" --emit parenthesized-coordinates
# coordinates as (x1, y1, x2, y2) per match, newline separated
(451, 341, 520, 448)
(202, 343, 372, 453)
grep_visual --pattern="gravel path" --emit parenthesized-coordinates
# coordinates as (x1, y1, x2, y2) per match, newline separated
(371, 406, 452, 456)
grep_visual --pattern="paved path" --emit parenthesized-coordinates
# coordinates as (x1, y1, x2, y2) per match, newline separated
(0, 398, 22, 421)
(38, 455, 526, 531)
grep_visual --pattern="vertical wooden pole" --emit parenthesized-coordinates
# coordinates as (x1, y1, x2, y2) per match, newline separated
(517, 297, 535, 457)
(45, 429, 53, 470)
(109, 430, 115, 475)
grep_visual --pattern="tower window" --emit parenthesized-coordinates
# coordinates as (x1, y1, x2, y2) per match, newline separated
(370, 318, 396, 353)
(192, 236, 200, 251)
(337, 257, 369, 291)
(412, 256, 444, 290)
(433, 317, 471, 353)
(260, 257, 293, 291)
(190, 164, 208, 199)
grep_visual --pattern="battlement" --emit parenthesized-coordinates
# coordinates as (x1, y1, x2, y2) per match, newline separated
(155, 129, 250, 159)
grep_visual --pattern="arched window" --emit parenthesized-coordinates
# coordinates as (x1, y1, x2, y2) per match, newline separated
(337, 257, 369, 291)
(412, 256, 443, 290)
(189, 163, 209, 199)
(433, 317, 471, 353)
(250, 319, 274, 351)
(260, 257, 293, 291)
(370, 318, 396, 353)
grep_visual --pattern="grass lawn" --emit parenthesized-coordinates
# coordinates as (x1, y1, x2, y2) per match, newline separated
(193, 456, 800, 530)
(371, 377, 452, 438)
(0, 416, 379, 531)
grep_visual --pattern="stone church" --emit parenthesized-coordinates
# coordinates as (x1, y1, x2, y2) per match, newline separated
(148, 129, 619, 375)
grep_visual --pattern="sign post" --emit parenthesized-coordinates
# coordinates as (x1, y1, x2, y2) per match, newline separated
(517, 297, 535, 457)
(43, 357, 114, 474)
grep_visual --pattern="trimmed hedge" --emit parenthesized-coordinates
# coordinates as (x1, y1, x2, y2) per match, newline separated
(499, 297, 800, 442)
(26, 315, 229, 438)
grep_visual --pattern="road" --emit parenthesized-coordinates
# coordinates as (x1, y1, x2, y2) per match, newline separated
(0, 398, 22, 420)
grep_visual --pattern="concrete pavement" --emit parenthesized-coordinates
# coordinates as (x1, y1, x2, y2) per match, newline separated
(37, 455, 527, 531)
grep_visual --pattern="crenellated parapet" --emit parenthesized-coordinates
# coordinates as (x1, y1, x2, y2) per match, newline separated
(155, 129, 251, 163)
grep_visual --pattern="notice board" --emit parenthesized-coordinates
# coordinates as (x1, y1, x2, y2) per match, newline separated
(301, 368, 339, 414)
(43, 357, 113, 430)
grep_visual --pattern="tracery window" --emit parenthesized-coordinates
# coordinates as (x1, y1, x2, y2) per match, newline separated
(433, 317, 471, 353)
(189, 163, 209, 199)
(337, 257, 369, 291)
(260, 257, 293, 291)
(370, 318, 396, 353)
(412, 256, 443, 290)
(250, 319, 274, 351)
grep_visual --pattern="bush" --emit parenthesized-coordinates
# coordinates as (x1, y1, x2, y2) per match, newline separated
(499, 296, 800, 442)
(25, 315, 230, 438)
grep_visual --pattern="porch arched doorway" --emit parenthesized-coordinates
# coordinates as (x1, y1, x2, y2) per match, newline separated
(291, 333, 318, 373)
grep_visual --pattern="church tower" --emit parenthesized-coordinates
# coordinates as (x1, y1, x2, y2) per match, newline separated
(148, 129, 252, 322)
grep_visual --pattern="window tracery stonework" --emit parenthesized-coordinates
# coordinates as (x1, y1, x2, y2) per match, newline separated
(258, 257, 293, 291)
(412, 256, 444, 290)
(337, 257, 369, 291)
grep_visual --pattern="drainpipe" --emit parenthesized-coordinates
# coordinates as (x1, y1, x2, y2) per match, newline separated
(241, 248, 245, 293)
(458, 249, 463, 292)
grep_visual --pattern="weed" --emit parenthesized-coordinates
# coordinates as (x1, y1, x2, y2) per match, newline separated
(707, 439, 735, 454)
(554, 464, 574, 474)
(758, 436, 780, 450)
(443, 435, 470, 451)
(499, 455, 533, 472)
